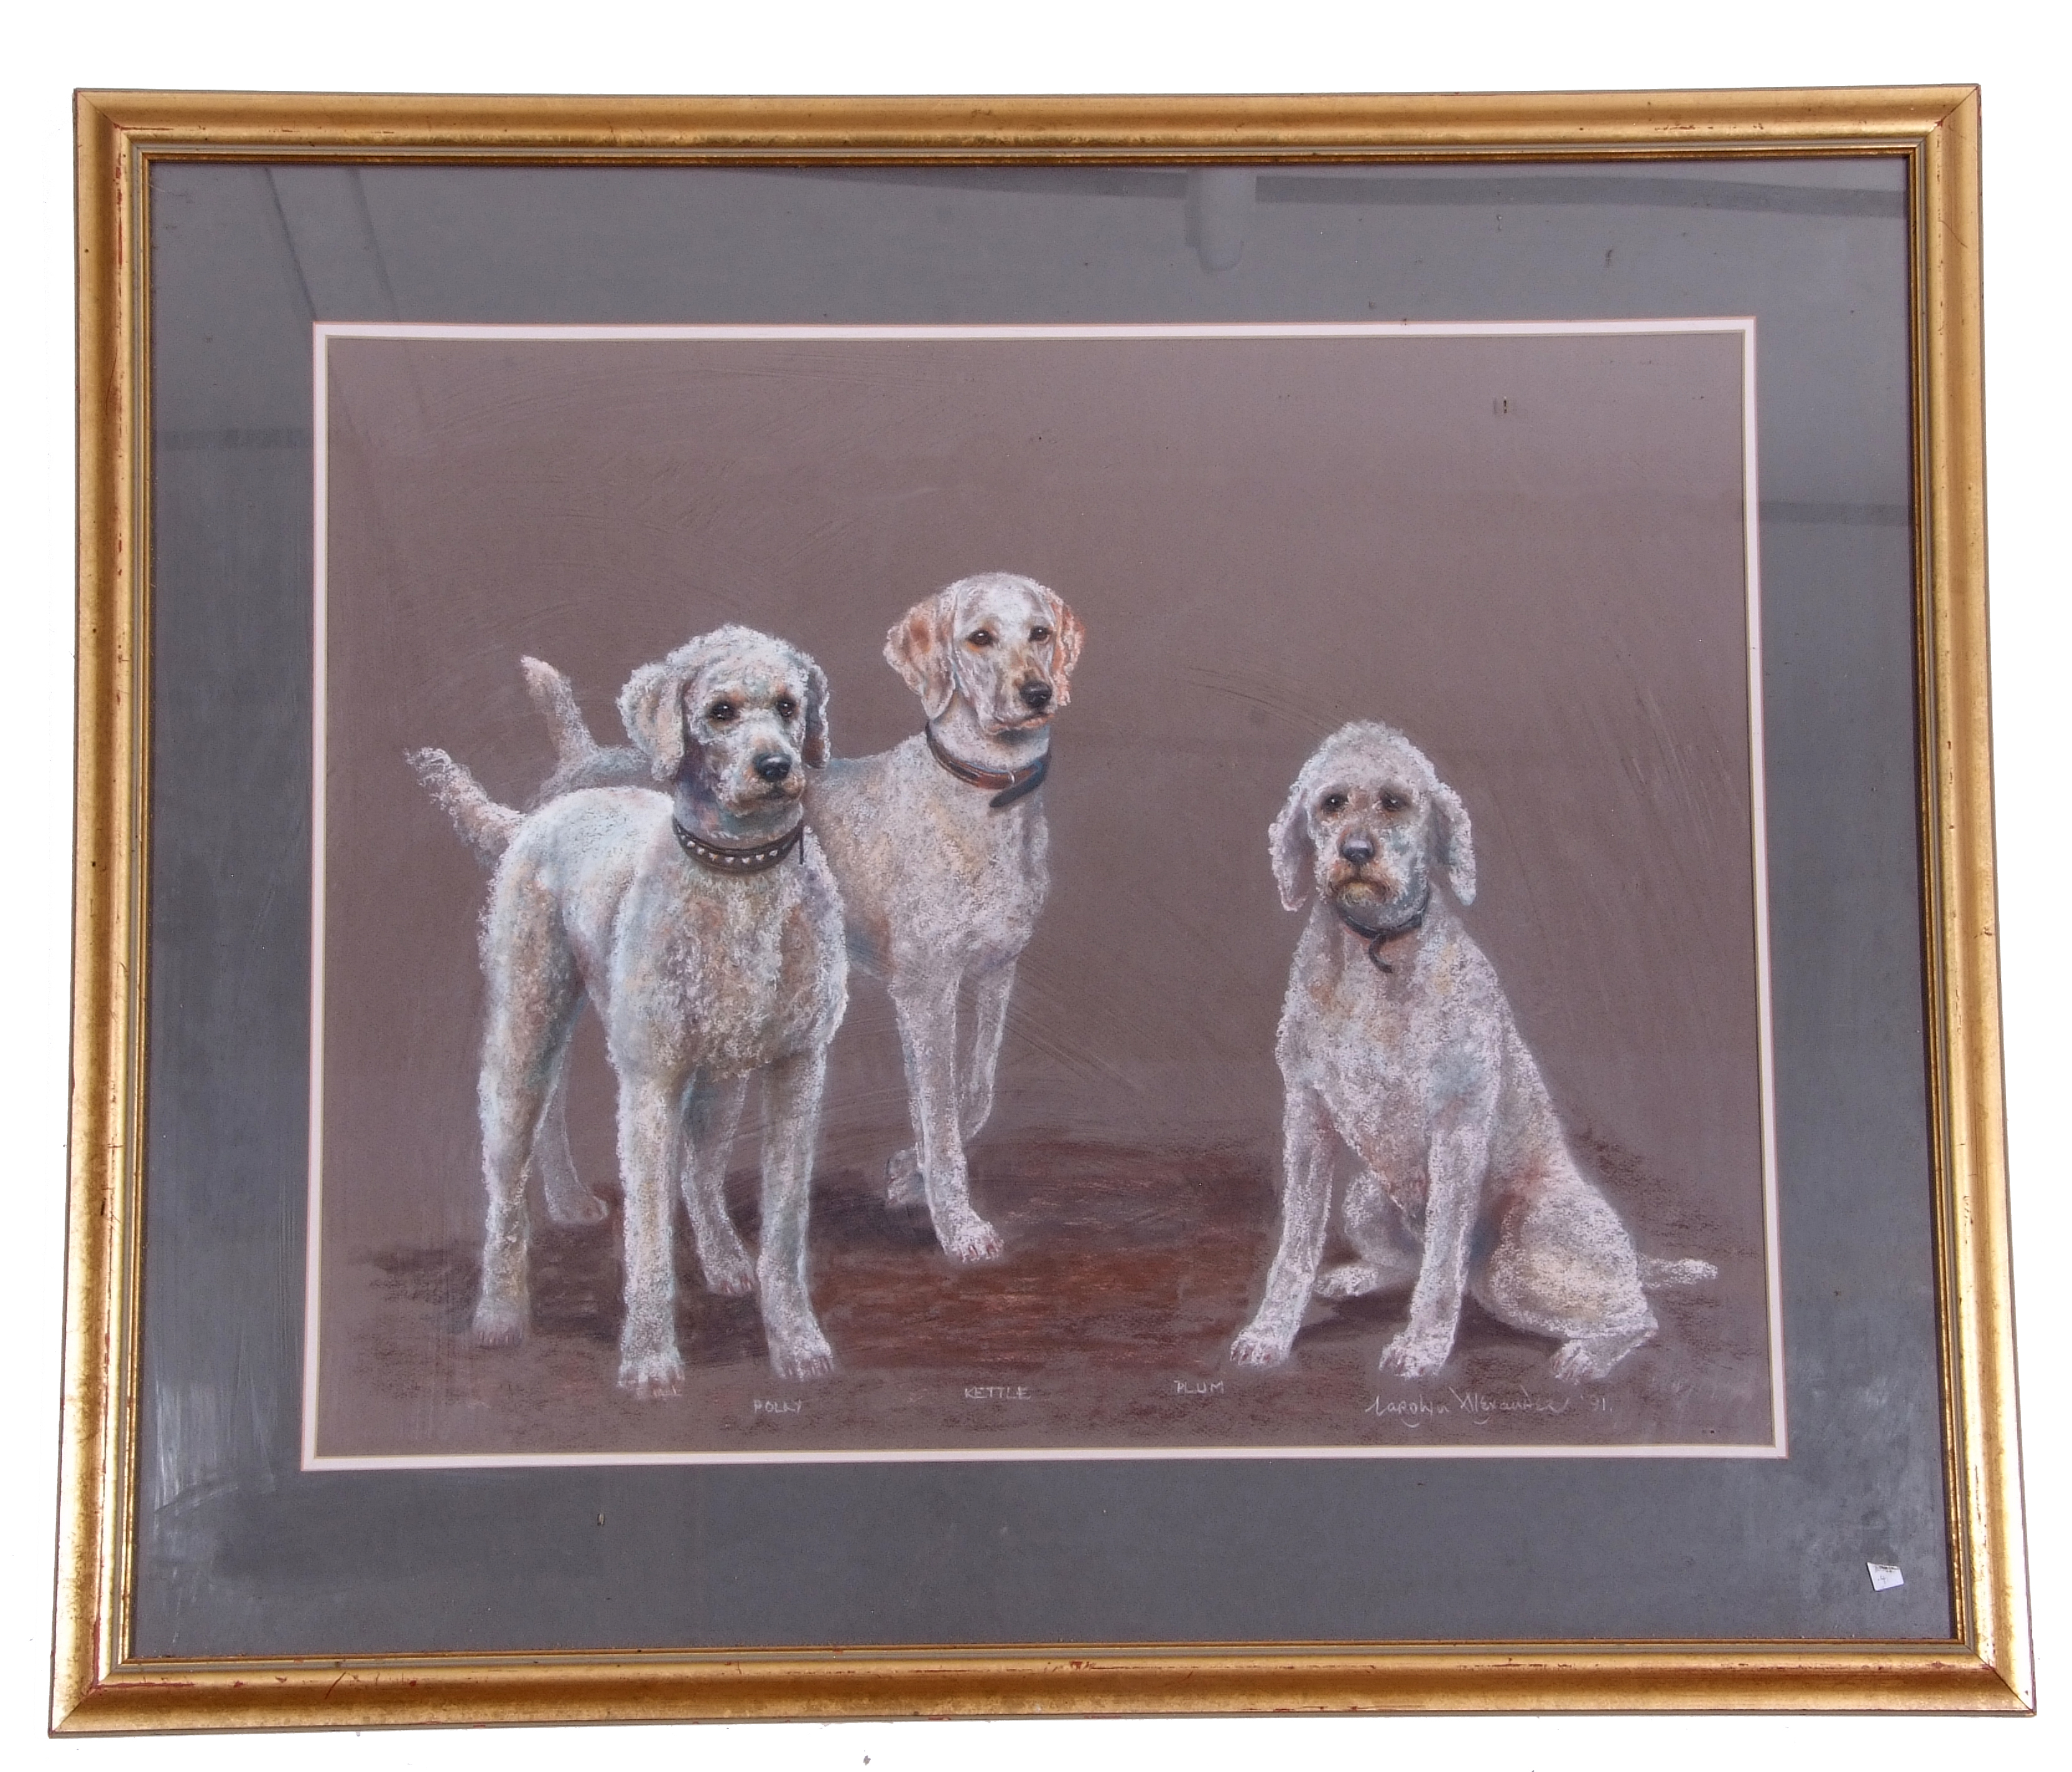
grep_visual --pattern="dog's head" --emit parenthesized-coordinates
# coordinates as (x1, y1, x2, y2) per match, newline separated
(1269, 722, 1476, 921)
(616, 624, 830, 813)
(883, 572, 1086, 734)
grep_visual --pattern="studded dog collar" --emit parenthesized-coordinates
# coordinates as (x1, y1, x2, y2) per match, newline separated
(924, 724, 1050, 809)
(672, 816, 807, 875)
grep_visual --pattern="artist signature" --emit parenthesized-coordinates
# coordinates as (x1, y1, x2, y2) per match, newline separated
(1364, 1387, 1609, 1421)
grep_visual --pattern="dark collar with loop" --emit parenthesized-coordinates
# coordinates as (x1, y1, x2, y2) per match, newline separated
(1333, 883, 1432, 974)
(924, 724, 1049, 809)
(672, 815, 807, 875)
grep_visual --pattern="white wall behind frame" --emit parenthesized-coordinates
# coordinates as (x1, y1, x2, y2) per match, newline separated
(4, 2, 2063, 1770)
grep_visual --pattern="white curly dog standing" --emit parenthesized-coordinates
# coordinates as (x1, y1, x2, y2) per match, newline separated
(514, 572, 1086, 1266)
(410, 625, 847, 1394)
(809, 572, 1085, 1262)
(1230, 722, 1712, 1382)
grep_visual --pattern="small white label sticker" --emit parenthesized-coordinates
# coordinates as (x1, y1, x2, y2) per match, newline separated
(1867, 1562, 1905, 1592)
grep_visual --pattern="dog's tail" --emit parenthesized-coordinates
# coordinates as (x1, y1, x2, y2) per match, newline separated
(1639, 1256, 1719, 1290)
(407, 747, 523, 867)
(521, 655, 605, 771)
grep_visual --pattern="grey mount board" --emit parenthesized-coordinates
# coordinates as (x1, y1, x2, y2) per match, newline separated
(136, 157, 1944, 1654)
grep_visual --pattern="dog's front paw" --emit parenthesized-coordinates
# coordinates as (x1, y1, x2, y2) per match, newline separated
(939, 1212, 1004, 1262)
(472, 1296, 527, 1348)
(616, 1345, 685, 1398)
(1229, 1326, 1293, 1366)
(885, 1149, 926, 1210)
(1378, 1327, 1454, 1378)
(769, 1330, 836, 1382)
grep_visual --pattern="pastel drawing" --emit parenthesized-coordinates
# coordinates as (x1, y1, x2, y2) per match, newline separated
(1230, 722, 1717, 1381)
(511, 572, 1087, 1267)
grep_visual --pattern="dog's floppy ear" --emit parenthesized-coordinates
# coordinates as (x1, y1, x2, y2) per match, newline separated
(1432, 780, 1477, 905)
(884, 589, 957, 720)
(800, 656, 832, 768)
(1268, 777, 1316, 913)
(618, 654, 696, 782)
(1042, 588, 1087, 707)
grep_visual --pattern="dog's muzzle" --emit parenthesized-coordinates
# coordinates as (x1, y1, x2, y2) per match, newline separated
(736, 757, 806, 806)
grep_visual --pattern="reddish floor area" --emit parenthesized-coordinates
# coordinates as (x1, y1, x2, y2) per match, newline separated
(318, 1135, 1775, 1460)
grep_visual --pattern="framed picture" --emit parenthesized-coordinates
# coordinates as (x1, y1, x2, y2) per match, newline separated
(58, 86, 2028, 1727)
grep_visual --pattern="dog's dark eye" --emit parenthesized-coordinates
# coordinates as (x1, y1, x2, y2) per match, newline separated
(1029, 625, 1052, 643)
(707, 701, 736, 723)
(967, 629, 996, 648)
(1321, 793, 1347, 814)
(1381, 793, 1408, 814)
(774, 696, 797, 719)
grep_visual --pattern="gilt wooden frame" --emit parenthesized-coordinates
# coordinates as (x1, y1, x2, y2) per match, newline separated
(58, 86, 2025, 1726)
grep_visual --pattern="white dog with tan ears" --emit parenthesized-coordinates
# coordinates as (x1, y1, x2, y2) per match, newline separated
(808, 572, 1085, 1261)
(1230, 722, 1713, 1382)
(514, 572, 1087, 1266)
(409, 625, 847, 1394)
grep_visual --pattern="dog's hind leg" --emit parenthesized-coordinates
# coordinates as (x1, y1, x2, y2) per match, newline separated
(890, 977, 1003, 1261)
(475, 1075, 539, 1347)
(530, 1043, 608, 1226)
(755, 1052, 836, 1379)
(1474, 1177, 1658, 1381)
(680, 1070, 754, 1296)
(1316, 1165, 1421, 1300)
(473, 890, 580, 1347)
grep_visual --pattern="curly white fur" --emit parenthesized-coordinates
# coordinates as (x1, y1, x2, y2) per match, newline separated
(410, 626, 847, 1394)
(807, 573, 1086, 1261)
(508, 574, 1087, 1266)
(1230, 722, 1714, 1383)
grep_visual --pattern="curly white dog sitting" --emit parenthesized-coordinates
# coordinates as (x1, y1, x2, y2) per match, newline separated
(411, 626, 847, 1394)
(1230, 722, 1713, 1382)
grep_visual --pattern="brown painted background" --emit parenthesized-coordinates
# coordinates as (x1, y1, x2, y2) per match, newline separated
(314, 331, 1770, 1457)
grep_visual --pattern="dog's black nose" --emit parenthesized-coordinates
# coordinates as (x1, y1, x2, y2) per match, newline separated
(754, 752, 792, 784)
(1340, 839, 1375, 867)
(1019, 681, 1054, 711)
